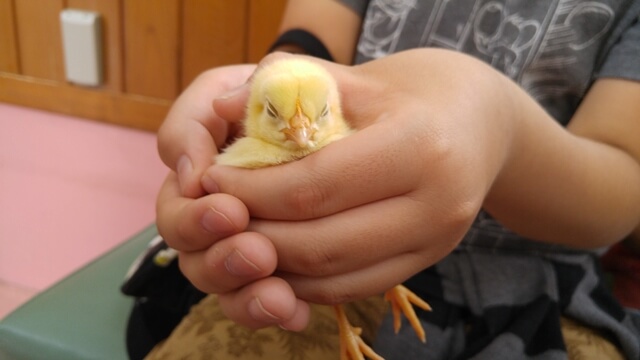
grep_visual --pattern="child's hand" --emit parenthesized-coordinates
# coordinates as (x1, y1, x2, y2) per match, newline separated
(177, 50, 514, 329)
(156, 64, 255, 198)
(157, 49, 640, 330)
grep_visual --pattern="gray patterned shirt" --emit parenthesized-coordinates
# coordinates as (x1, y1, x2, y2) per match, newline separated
(340, 0, 640, 125)
(336, 2, 640, 358)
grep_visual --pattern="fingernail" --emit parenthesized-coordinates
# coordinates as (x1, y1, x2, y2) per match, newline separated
(248, 297, 281, 322)
(177, 155, 193, 193)
(216, 83, 248, 100)
(201, 206, 237, 235)
(201, 174, 219, 194)
(225, 249, 261, 276)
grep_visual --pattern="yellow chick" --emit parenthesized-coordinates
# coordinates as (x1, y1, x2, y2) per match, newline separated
(216, 58, 352, 168)
(216, 58, 431, 360)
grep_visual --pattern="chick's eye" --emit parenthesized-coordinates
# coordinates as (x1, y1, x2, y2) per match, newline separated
(320, 104, 329, 118)
(266, 102, 278, 118)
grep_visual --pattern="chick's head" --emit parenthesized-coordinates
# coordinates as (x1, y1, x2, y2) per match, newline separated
(244, 59, 350, 151)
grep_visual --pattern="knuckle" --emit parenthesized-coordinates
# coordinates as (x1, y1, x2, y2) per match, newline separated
(302, 248, 335, 278)
(292, 234, 338, 277)
(155, 215, 185, 251)
(283, 177, 331, 219)
(156, 124, 177, 167)
(155, 213, 170, 243)
(167, 215, 204, 252)
(453, 198, 482, 224)
(442, 196, 482, 240)
(173, 219, 193, 248)
(177, 255, 209, 293)
(178, 251, 225, 294)
(308, 283, 354, 305)
(423, 129, 456, 165)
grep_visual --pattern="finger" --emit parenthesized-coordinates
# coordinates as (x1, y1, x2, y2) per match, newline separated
(156, 172, 250, 251)
(178, 231, 277, 294)
(217, 277, 310, 330)
(280, 251, 441, 306)
(205, 119, 427, 220)
(161, 121, 219, 198)
(249, 186, 466, 278)
(158, 65, 255, 197)
(212, 82, 250, 124)
(157, 85, 222, 197)
(250, 196, 420, 277)
(279, 299, 311, 332)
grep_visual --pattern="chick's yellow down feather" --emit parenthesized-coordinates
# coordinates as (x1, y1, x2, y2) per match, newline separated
(216, 58, 431, 360)
(216, 58, 353, 168)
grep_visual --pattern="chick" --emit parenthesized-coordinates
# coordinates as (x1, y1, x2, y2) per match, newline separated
(216, 58, 431, 360)
(216, 58, 352, 167)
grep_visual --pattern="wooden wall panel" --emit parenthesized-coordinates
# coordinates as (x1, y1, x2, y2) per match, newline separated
(0, 1, 288, 131)
(124, 0, 180, 99)
(246, 0, 287, 63)
(0, 73, 170, 131)
(0, 0, 19, 73)
(14, 0, 65, 81)
(66, 0, 123, 92)
(181, 0, 247, 89)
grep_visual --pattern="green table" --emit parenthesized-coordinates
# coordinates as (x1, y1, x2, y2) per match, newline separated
(0, 225, 156, 360)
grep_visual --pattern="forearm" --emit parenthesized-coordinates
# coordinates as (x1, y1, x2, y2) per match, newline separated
(357, 51, 640, 248)
(484, 79, 640, 248)
(277, 0, 361, 64)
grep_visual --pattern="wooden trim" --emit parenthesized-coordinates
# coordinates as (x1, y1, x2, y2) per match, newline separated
(0, 1, 287, 130)
(0, 72, 169, 131)
(0, 0, 19, 73)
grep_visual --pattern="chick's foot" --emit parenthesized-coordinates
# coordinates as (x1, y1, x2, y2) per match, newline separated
(333, 305, 384, 360)
(384, 284, 432, 343)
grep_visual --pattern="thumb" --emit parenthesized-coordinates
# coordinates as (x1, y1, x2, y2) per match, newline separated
(213, 82, 251, 124)
(166, 120, 219, 198)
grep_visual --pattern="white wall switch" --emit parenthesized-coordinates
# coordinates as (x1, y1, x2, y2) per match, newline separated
(60, 9, 103, 86)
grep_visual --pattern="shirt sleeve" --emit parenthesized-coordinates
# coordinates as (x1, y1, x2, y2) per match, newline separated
(597, 16, 640, 81)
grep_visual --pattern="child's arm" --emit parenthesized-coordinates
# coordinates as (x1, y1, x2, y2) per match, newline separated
(483, 77, 640, 248)
(273, 0, 362, 64)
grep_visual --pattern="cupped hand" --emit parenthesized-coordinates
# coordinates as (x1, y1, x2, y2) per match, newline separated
(156, 64, 255, 198)
(156, 65, 255, 251)
(189, 50, 517, 329)
(155, 62, 313, 331)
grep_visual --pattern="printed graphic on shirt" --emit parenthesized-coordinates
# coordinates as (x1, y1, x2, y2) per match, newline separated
(356, 0, 618, 122)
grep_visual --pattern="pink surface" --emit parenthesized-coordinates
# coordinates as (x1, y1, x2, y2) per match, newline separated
(0, 103, 168, 290)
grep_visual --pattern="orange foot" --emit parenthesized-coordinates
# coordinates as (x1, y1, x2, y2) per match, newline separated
(333, 305, 384, 360)
(384, 285, 432, 342)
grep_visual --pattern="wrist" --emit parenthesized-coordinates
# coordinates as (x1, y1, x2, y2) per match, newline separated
(268, 29, 335, 61)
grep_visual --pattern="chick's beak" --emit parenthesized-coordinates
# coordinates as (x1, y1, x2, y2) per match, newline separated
(282, 102, 315, 148)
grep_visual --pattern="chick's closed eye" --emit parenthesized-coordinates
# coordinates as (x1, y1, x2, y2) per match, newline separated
(265, 100, 279, 118)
